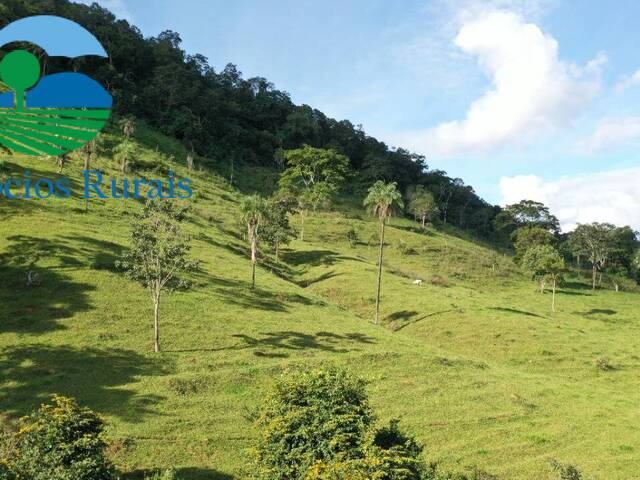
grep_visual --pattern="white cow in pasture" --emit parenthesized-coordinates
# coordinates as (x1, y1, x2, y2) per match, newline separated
(413, 279, 423, 286)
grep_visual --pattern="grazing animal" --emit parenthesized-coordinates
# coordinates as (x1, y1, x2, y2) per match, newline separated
(413, 279, 423, 285)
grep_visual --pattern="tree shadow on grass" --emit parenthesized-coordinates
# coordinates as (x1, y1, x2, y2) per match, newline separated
(124, 468, 235, 480)
(226, 330, 376, 357)
(563, 281, 594, 290)
(557, 289, 592, 297)
(0, 234, 128, 334)
(584, 309, 617, 315)
(391, 309, 461, 331)
(0, 344, 169, 422)
(61, 235, 125, 271)
(295, 270, 343, 288)
(0, 264, 95, 334)
(203, 276, 324, 312)
(489, 307, 545, 318)
(282, 249, 363, 267)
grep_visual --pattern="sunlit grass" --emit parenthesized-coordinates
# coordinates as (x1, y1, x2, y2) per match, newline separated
(0, 123, 638, 479)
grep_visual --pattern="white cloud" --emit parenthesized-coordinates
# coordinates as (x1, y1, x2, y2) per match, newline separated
(615, 69, 640, 93)
(76, 0, 133, 22)
(396, 10, 602, 158)
(499, 168, 640, 231)
(576, 116, 640, 153)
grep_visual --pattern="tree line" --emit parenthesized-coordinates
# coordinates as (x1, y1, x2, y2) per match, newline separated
(1, 0, 498, 239)
(495, 200, 639, 311)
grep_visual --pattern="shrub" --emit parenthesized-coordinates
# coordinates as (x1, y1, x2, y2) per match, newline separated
(594, 357, 613, 371)
(427, 275, 450, 288)
(549, 460, 582, 480)
(168, 377, 205, 396)
(304, 420, 426, 480)
(255, 366, 374, 479)
(396, 240, 417, 256)
(346, 226, 359, 248)
(12, 395, 115, 480)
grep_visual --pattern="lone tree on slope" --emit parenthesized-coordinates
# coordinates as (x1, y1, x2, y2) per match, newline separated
(278, 145, 349, 241)
(521, 245, 565, 313)
(240, 194, 269, 288)
(364, 181, 404, 325)
(117, 199, 197, 353)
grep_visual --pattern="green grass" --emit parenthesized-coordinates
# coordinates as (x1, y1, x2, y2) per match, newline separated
(0, 124, 638, 479)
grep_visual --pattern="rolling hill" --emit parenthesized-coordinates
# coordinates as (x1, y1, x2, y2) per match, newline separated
(0, 124, 638, 479)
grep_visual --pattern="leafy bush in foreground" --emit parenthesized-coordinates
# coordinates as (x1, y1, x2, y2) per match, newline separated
(255, 366, 373, 479)
(255, 366, 429, 479)
(11, 395, 115, 480)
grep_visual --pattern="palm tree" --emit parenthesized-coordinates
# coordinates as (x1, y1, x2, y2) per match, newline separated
(240, 194, 269, 289)
(364, 181, 404, 325)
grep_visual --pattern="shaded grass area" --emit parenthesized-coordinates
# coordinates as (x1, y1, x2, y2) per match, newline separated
(0, 124, 639, 479)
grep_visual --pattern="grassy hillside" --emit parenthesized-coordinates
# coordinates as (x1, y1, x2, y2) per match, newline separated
(0, 125, 638, 479)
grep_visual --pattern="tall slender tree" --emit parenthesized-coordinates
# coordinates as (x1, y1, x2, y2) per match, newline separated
(240, 195, 269, 288)
(364, 181, 404, 325)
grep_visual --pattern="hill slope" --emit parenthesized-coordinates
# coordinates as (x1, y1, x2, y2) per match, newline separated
(0, 125, 639, 480)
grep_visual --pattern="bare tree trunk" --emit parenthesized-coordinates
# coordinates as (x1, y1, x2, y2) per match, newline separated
(83, 154, 90, 212)
(300, 210, 306, 241)
(251, 236, 257, 289)
(421, 215, 426, 229)
(552, 278, 556, 313)
(153, 293, 161, 353)
(592, 265, 597, 290)
(374, 219, 386, 325)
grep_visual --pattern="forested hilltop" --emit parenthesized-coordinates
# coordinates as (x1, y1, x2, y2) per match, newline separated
(0, 0, 498, 237)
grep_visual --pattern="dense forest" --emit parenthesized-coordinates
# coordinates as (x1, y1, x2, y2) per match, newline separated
(0, 0, 499, 237)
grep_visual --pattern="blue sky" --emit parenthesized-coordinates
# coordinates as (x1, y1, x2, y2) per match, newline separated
(81, 0, 640, 230)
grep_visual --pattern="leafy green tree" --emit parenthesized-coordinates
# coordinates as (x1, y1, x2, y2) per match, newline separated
(521, 245, 565, 312)
(406, 185, 439, 229)
(11, 395, 115, 480)
(364, 181, 404, 325)
(240, 194, 269, 288)
(278, 146, 349, 241)
(113, 139, 136, 173)
(494, 200, 560, 241)
(512, 227, 555, 262)
(117, 199, 197, 352)
(262, 196, 296, 264)
(571, 223, 615, 290)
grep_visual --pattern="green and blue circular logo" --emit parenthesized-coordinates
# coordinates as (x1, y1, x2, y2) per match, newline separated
(0, 15, 111, 157)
